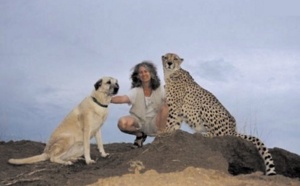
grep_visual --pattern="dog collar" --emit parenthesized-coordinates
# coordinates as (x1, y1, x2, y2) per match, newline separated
(91, 97, 108, 108)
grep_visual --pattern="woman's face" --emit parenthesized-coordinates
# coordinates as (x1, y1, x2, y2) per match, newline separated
(138, 66, 151, 83)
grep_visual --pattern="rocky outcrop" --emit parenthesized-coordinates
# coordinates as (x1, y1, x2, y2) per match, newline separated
(134, 130, 300, 178)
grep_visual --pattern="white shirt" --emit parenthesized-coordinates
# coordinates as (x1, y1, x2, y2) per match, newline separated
(126, 87, 164, 118)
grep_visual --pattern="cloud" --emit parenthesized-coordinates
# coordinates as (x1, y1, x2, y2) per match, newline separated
(185, 58, 240, 82)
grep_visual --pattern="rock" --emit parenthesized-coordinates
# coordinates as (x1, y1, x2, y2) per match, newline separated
(137, 130, 300, 178)
(270, 147, 300, 178)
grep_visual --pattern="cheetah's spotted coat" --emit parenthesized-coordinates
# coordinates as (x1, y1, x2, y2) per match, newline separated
(161, 53, 276, 176)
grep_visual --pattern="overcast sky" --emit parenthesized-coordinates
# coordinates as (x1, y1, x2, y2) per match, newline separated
(1, 1, 299, 155)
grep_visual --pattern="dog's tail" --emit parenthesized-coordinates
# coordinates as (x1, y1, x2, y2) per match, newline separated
(8, 153, 49, 165)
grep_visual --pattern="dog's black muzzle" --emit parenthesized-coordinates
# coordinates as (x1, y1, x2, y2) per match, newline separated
(113, 83, 119, 95)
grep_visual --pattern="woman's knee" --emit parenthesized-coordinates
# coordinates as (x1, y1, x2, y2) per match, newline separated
(117, 118, 127, 130)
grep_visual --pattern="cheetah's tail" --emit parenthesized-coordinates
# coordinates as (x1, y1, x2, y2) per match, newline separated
(234, 133, 276, 176)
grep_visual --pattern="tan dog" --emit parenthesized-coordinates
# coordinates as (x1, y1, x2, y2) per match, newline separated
(8, 77, 119, 165)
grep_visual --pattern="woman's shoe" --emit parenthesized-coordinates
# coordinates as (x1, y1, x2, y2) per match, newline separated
(132, 132, 147, 149)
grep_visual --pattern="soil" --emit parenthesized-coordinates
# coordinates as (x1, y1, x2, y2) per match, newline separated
(1, 130, 300, 186)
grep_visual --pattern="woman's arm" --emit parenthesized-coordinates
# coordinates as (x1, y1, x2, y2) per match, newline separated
(111, 95, 130, 104)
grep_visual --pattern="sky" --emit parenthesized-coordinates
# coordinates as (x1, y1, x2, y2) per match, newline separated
(0, 1, 299, 155)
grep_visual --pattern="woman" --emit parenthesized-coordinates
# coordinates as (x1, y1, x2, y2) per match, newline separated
(111, 61, 169, 148)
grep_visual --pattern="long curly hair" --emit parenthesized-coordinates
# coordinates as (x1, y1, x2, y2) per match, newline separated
(130, 61, 161, 90)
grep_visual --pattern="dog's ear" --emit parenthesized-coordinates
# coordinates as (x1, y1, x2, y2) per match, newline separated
(94, 79, 102, 90)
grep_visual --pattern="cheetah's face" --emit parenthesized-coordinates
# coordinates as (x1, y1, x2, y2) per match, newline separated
(162, 53, 184, 79)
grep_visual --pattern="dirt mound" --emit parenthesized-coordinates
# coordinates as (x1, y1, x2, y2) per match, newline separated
(1, 130, 300, 185)
(90, 168, 299, 186)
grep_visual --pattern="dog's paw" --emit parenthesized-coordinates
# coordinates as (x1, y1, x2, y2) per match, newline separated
(85, 159, 96, 165)
(64, 161, 73, 165)
(101, 153, 110, 158)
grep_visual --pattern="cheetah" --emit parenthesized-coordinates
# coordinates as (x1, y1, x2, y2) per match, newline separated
(161, 53, 276, 176)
